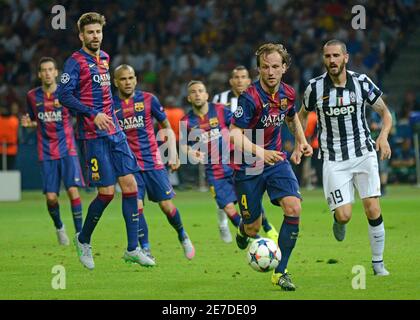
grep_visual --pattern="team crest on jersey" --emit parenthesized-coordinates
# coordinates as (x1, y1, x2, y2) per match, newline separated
(209, 117, 219, 128)
(350, 92, 356, 103)
(280, 98, 288, 110)
(54, 99, 60, 108)
(134, 102, 144, 112)
(92, 172, 100, 181)
(102, 59, 109, 69)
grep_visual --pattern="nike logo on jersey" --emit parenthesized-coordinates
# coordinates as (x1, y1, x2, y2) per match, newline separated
(166, 190, 172, 195)
(263, 103, 270, 108)
(88, 63, 95, 68)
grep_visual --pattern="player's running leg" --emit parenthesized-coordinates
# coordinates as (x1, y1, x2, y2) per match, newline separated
(137, 199, 155, 263)
(75, 187, 114, 269)
(46, 193, 69, 246)
(119, 175, 155, 267)
(332, 204, 352, 242)
(271, 196, 301, 291)
(160, 200, 195, 260)
(216, 207, 230, 242)
(363, 197, 389, 276)
(219, 203, 241, 243)
(67, 187, 83, 234)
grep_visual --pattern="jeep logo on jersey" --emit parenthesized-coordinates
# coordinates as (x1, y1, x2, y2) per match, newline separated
(134, 102, 144, 112)
(260, 113, 285, 127)
(92, 73, 111, 86)
(38, 110, 62, 122)
(119, 115, 144, 130)
(325, 105, 356, 117)
(209, 117, 219, 128)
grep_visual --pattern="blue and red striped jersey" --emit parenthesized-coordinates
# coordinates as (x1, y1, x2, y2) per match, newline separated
(26, 86, 78, 161)
(57, 49, 120, 140)
(181, 102, 233, 181)
(113, 90, 166, 171)
(231, 80, 296, 171)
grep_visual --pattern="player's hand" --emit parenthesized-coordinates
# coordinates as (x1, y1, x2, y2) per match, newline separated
(21, 114, 35, 127)
(290, 143, 313, 165)
(94, 112, 115, 131)
(169, 157, 180, 172)
(376, 135, 391, 160)
(264, 150, 283, 165)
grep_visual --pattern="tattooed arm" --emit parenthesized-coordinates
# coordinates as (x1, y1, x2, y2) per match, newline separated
(371, 97, 392, 160)
(285, 114, 313, 165)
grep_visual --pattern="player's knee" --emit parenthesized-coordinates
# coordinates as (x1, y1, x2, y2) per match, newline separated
(335, 211, 351, 224)
(46, 194, 58, 206)
(160, 200, 175, 215)
(283, 202, 301, 217)
(364, 202, 381, 218)
(119, 175, 137, 193)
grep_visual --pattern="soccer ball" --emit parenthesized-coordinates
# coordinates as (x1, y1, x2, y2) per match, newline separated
(247, 238, 282, 272)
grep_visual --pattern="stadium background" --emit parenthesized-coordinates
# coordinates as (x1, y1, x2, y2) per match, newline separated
(0, 0, 420, 302)
(1, 0, 419, 190)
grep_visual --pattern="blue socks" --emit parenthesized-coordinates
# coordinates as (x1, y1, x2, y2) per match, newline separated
(165, 208, 185, 242)
(78, 193, 113, 244)
(47, 201, 63, 229)
(261, 211, 272, 233)
(228, 212, 241, 227)
(122, 192, 139, 252)
(70, 197, 83, 233)
(138, 208, 150, 250)
(276, 215, 300, 274)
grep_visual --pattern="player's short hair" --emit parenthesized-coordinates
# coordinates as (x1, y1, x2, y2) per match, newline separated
(114, 64, 135, 78)
(77, 12, 106, 33)
(324, 39, 347, 54)
(187, 80, 206, 91)
(38, 57, 57, 71)
(255, 43, 291, 69)
(230, 65, 249, 78)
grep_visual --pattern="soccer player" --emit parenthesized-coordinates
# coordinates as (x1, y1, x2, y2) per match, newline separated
(230, 43, 313, 291)
(113, 64, 195, 262)
(213, 66, 278, 243)
(57, 12, 154, 269)
(181, 81, 277, 245)
(299, 39, 392, 276)
(22, 57, 84, 246)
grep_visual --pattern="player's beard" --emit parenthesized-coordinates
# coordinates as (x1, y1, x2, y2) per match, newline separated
(327, 61, 345, 77)
(85, 40, 101, 53)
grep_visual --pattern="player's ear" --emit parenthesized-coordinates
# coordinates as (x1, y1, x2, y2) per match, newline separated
(344, 53, 349, 64)
(229, 78, 234, 87)
(187, 95, 191, 103)
(78, 32, 84, 43)
(113, 78, 119, 88)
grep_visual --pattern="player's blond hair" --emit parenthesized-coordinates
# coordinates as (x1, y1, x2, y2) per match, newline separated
(114, 64, 135, 79)
(255, 43, 291, 69)
(187, 80, 206, 92)
(77, 12, 106, 33)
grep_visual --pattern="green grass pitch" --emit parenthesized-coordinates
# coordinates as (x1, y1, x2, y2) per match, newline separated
(0, 185, 419, 300)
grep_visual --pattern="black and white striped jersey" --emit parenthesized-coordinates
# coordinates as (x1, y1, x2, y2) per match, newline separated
(212, 90, 239, 112)
(303, 70, 383, 161)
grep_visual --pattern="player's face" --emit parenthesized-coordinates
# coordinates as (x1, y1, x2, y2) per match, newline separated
(188, 83, 209, 109)
(229, 69, 251, 95)
(114, 68, 137, 96)
(80, 23, 103, 53)
(38, 62, 58, 86)
(258, 52, 286, 90)
(323, 45, 349, 77)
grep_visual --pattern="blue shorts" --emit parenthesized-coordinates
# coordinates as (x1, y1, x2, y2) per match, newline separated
(41, 155, 84, 194)
(83, 131, 139, 187)
(234, 160, 301, 224)
(135, 169, 175, 202)
(208, 176, 237, 209)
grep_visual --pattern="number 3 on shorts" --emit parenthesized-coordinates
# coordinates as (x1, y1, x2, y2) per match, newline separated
(241, 194, 248, 210)
(90, 158, 99, 172)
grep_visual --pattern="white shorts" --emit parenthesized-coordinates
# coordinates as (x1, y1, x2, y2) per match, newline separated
(323, 151, 381, 211)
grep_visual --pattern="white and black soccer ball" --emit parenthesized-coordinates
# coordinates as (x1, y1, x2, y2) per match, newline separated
(247, 238, 282, 272)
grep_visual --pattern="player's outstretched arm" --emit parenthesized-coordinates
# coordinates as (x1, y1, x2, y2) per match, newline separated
(285, 114, 313, 165)
(371, 96, 392, 160)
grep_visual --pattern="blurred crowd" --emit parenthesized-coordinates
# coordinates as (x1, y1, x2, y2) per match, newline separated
(1, 0, 419, 186)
